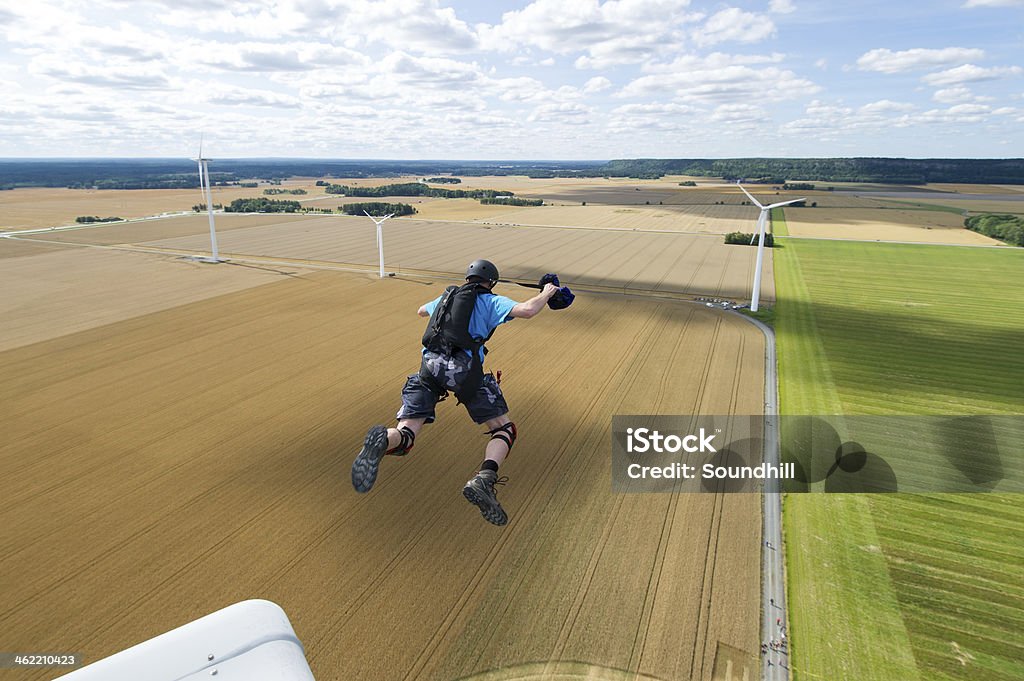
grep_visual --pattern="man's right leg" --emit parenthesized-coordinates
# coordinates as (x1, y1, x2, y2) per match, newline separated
(385, 419, 424, 455)
(352, 372, 437, 493)
(351, 418, 427, 493)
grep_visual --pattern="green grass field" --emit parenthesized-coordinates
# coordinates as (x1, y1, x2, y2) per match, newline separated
(770, 206, 789, 236)
(773, 239, 1024, 681)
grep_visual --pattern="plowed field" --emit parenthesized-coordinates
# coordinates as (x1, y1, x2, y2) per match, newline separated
(21, 214, 771, 302)
(0, 252, 763, 681)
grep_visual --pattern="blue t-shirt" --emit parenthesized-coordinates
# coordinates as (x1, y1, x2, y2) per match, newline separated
(423, 290, 517, 363)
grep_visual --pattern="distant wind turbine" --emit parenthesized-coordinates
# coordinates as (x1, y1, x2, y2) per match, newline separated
(737, 182, 804, 311)
(192, 136, 221, 263)
(364, 210, 394, 278)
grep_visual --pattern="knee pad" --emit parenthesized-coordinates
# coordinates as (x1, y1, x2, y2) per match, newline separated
(488, 422, 517, 452)
(386, 426, 416, 456)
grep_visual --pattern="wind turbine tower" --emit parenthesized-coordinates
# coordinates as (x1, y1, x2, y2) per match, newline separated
(193, 139, 221, 263)
(737, 182, 805, 312)
(364, 210, 394, 278)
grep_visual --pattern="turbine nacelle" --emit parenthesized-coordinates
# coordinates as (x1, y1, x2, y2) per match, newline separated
(737, 182, 805, 211)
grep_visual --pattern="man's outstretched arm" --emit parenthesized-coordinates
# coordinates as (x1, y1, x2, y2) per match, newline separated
(508, 283, 560, 319)
(417, 305, 430, 317)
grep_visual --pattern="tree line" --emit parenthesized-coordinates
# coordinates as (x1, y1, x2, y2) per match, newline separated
(724, 232, 775, 247)
(75, 216, 123, 223)
(324, 182, 513, 200)
(602, 158, 1024, 184)
(3, 158, 1023, 191)
(965, 214, 1024, 247)
(480, 197, 543, 206)
(224, 198, 301, 213)
(339, 202, 417, 216)
(202, 197, 417, 216)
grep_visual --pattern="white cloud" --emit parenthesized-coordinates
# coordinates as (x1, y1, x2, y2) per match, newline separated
(933, 86, 974, 103)
(620, 53, 817, 102)
(859, 99, 915, 114)
(710, 103, 768, 123)
(963, 0, 1024, 7)
(856, 47, 985, 74)
(380, 52, 484, 88)
(479, 0, 699, 68)
(692, 8, 775, 47)
(611, 102, 698, 115)
(583, 76, 612, 94)
(347, 0, 479, 53)
(769, 0, 796, 14)
(915, 103, 992, 123)
(28, 54, 173, 90)
(922, 64, 1023, 86)
(814, 58, 828, 70)
(206, 87, 301, 109)
(527, 102, 592, 124)
(486, 75, 549, 102)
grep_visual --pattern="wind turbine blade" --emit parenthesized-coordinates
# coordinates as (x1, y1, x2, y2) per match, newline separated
(751, 210, 767, 244)
(198, 133, 203, 160)
(737, 182, 765, 210)
(766, 197, 807, 209)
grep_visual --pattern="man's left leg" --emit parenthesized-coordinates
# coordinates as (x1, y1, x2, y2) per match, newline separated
(462, 374, 516, 525)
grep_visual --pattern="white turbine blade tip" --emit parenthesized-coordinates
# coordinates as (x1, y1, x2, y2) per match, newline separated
(767, 198, 807, 209)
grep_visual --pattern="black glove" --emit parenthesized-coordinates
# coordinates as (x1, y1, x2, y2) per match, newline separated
(539, 273, 560, 288)
(548, 286, 575, 310)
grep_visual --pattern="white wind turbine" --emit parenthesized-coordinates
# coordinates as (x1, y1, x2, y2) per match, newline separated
(364, 210, 394, 278)
(737, 182, 805, 312)
(192, 137, 221, 263)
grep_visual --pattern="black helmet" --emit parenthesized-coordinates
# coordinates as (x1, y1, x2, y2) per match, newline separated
(465, 259, 499, 284)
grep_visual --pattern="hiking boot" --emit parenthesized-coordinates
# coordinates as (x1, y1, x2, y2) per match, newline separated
(463, 470, 509, 526)
(351, 425, 388, 493)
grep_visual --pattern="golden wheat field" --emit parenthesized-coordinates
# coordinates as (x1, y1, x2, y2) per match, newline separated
(0, 235, 763, 681)
(21, 213, 771, 301)
(781, 206, 1003, 245)
(0, 180, 329, 231)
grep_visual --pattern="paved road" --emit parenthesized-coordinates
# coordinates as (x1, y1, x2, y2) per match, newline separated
(737, 313, 790, 680)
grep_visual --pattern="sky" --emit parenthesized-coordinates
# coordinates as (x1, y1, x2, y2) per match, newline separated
(0, 0, 1022, 159)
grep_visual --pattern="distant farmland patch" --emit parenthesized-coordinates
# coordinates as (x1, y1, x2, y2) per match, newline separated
(782, 206, 1000, 245)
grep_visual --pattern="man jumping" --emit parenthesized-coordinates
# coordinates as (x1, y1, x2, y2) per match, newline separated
(351, 259, 564, 526)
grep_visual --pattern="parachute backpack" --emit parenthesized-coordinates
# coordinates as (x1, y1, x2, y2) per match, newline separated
(421, 281, 492, 358)
(420, 260, 500, 402)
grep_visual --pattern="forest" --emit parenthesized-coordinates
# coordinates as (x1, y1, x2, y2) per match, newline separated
(2, 157, 1022, 190)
